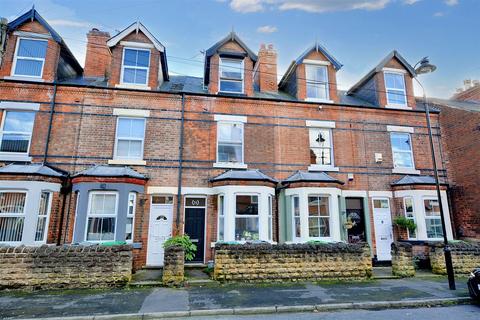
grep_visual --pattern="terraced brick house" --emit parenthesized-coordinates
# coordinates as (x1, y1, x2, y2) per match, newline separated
(0, 8, 456, 270)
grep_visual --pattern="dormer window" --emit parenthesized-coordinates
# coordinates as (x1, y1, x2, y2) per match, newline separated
(121, 48, 150, 86)
(384, 71, 407, 107)
(306, 64, 329, 101)
(12, 38, 48, 78)
(219, 58, 244, 93)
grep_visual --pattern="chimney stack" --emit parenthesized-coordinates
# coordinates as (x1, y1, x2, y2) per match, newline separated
(84, 28, 111, 79)
(254, 44, 278, 93)
(0, 17, 8, 67)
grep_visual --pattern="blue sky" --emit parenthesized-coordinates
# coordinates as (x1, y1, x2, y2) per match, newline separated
(2, 0, 479, 98)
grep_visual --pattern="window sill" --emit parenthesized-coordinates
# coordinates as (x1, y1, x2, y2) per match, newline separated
(115, 83, 151, 90)
(0, 153, 32, 162)
(213, 162, 248, 169)
(308, 164, 339, 172)
(108, 159, 146, 166)
(305, 98, 334, 104)
(385, 104, 412, 110)
(4, 75, 44, 82)
(392, 168, 421, 175)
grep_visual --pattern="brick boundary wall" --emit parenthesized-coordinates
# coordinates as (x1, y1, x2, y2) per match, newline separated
(0, 245, 132, 290)
(162, 245, 185, 287)
(214, 243, 372, 282)
(430, 242, 480, 275)
(391, 242, 415, 277)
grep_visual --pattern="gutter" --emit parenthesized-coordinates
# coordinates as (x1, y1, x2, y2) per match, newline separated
(43, 83, 57, 163)
(176, 93, 186, 233)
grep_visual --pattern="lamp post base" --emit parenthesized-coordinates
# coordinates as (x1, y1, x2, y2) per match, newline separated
(444, 245, 456, 290)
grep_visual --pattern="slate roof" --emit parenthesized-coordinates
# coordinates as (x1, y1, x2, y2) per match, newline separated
(391, 175, 447, 186)
(347, 50, 416, 95)
(0, 163, 66, 177)
(73, 165, 146, 179)
(427, 97, 480, 113)
(282, 171, 344, 185)
(210, 169, 277, 183)
(7, 8, 83, 75)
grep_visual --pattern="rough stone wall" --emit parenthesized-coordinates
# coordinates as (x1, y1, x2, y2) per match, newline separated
(0, 245, 132, 290)
(162, 245, 184, 287)
(214, 243, 372, 282)
(430, 242, 480, 275)
(391, 242, 415, 277)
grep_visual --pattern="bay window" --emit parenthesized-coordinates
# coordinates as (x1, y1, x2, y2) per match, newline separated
(218, 195, 225, 241)
(0, 111, 35, 154)
(12, 38, 48, 78)
(306, 64, 329, 101)
(219, 58, 244, 93)
(308, 196, 330, 238)
(114, 117, 146, 160)
(268, 195, 273, 241)
(235, 195, 259, 241)
(86, 192, 118, 242)
(390, 132, 414, 169)
(403, 197, 416, 239)
(292, 196, 301, 240)
(121, 48, 150, 86)
(34, 191, 51, 242)
(217, 122, 244, 164)
(125, 192, 136, 242)
(384, 72, 407, 106)
(424, 198, 443, 239)
(0, 192, 26, 242)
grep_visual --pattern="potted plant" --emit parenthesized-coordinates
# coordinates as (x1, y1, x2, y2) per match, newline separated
(393, 216, 417, 240)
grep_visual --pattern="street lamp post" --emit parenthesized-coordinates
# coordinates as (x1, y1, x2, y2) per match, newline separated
(414, 57, 456, 290)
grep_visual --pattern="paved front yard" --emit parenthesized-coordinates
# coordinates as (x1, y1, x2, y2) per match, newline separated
(0, 276, 470, 319)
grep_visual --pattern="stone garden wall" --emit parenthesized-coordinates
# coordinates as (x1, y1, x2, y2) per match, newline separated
(0, 245, 132, 290)
(214, 242, 372, 282)
(391, 242, 415, 277)
(162, 245, 185, 287)
(430, 242, 480, 275)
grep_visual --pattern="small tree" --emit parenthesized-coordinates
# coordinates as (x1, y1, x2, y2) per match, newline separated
(163, 235, 197, 261)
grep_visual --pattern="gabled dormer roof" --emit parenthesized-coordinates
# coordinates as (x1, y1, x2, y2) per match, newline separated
(347, 50, 416, 95)
(279, 42, 342, 89)
(7, 8, 83, 75)
(204, 32, 257, 86)
(107, 21, 169, 81)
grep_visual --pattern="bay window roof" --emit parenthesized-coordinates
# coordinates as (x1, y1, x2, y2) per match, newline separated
(210, 169, 277, 183)
(392, 175, 447, 186)
(0, 163, 67, 177)
(73, 165, 146, 179)
(281, 170, 344, 185)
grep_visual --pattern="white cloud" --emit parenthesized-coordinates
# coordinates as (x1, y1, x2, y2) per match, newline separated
(444, 0, 459, 6)
(433, 11, 445, 17)
(227, 0, 392, 13)
(48, 19, 93, 28)
(257, 25, 278, 33)
(403, 0, 421, 4)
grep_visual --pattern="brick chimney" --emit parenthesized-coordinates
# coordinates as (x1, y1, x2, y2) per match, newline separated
(254, 44, 278, 93)
(84, 28, 111, 79)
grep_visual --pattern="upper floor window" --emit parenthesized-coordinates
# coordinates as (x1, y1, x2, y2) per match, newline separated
(114, 117, 146, 160)
(12, 38, 48, 78)
(390, 132, 414, 169)
(121, 48, 150, 86)
(0, 111, 35, 154)
(217, 122, 244, 164)
(219, 58, 244, 93)
(86, 191, 118, 242)
(384, 72, 407, 106)
(309, 127, 333, 166)
(306, 64, 329, 101)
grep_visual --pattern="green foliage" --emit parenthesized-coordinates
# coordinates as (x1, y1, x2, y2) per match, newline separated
(163, 235, 197, 261)
(393, 216, 417, 233)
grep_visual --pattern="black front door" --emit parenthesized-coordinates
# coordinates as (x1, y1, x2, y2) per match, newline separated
(184, 198, 206, 263)
(346, 198, 366, 244)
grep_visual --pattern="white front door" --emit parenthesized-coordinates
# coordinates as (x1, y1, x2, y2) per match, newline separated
(372, 198, 393, 261)
(146, 196, 173, 266)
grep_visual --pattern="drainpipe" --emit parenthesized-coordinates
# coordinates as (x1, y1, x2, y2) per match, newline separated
(56, 177, 71, 245)
(176, 93, 186, 234)
(0, 17, 7, 67)
(43, 83, 57, 164)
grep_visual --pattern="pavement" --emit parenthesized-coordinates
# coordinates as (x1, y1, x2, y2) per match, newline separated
(0, 275, 473, 319)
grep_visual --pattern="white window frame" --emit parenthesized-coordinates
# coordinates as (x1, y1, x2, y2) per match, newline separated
(384, 71, 407, 108)
(120, 47, 151, 86)
(306, 194, 332, 240)
(292, 195, 301, 242)
(113, 116, 146, 161)
(0, 190, 28, 244)
(0, 110, 35, 157)
(268, 194, 273, 241)
(403, 196, 417, 240)
(34, 191, 53, 243)
(215, 121, 246, 168)
(11, 37, 48, 79)
(217, 194, 225, 241)
(308, 127, 335, 168)
(423, 196, 443, 240)
(305, 64, 330, 102)
(84, 191, 119, 243)
(234, 193, 260, 242)
(125, 192, 136, 243)
(390, 132, 415, 170)
(219, 57, 244, 94)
